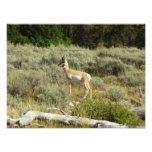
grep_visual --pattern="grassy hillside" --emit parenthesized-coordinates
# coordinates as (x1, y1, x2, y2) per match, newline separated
(7, 42, 145, 128)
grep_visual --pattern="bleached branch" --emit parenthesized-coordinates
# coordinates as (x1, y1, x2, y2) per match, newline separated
(7, 110, 128, 128)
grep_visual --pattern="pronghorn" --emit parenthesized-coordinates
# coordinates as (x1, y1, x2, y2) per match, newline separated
(58, 56, 92, 98)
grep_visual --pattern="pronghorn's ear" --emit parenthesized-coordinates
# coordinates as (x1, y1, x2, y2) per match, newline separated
(58, 56, 65, 66)
(62, 56, 65, 62)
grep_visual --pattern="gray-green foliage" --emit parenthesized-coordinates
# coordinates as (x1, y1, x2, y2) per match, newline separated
(34, 85, 68, 105)
(97, 47, 145, 69)
(7, 42, 145, 98)
(45, 64, 66, 84)
(107, 86, 126, 101)
(86, 57, 127, 77)
(7, 70, 48, 97)
(91, 77, 104, 88)
(98, 57, 126, 76)
(7, 42, 145, 128)
(103, 75, 117, 84)
(118, 70, 145, 86)
(7, 70, 31, 97)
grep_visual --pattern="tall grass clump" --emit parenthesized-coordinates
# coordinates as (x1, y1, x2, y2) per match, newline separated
(8, 70, 31, 97)
(72, 99, 143, 127)
(86, 57, 126, 77)
(45, 64, 66, 84)
(7, 70, 48, 97)
(34, 85, 68, 105)
(91, 77, 104, 89)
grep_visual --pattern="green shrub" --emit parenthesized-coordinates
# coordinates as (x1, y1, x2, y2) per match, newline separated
(7, 70, 47, 97)
(13, 59, 22, 69)
(27, 70, 48, 87)
(86, 57, 126, 77)
(7, 63, 14, 71)
(68, 57, 81, 70)
(97, 47, 145, 69)
(7, 71, 31, 97)
(40, 56, 60, 66)
(91, 77, 104, 89)
(99, 58, 126, 76)
(72, 99, 143, 127)
(140, 65, 145, 70)
(107, 86, 126, 101)
(103, 75, 117, 84)
(45, 64, 66, 84)
(118, 70, 145, 86)
(34, 85, 68, 105)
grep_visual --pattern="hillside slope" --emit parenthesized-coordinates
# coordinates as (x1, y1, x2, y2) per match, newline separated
(7, 42, 145, 128)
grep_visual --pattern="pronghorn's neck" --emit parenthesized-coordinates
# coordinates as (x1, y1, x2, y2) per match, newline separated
(63, 60, 69, 71)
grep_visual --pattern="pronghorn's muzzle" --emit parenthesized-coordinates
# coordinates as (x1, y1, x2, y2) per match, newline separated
(58, 62, 64, 67)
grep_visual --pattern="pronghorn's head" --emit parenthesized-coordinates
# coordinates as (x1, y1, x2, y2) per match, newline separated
(58, 56, 69, 69)
(58, 56, 65, 67)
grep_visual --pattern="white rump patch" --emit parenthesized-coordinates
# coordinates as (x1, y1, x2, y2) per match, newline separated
(87, 74, 92, 81)
(70, 74, 82, 81)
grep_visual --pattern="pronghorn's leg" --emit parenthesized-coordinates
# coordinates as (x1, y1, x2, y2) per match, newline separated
(84, 82, 89, 98)
(90, 87, 92, 98)
(88, 83, 92, 98)
(84, 82, 92, 98)
(69, 83, 71, 96)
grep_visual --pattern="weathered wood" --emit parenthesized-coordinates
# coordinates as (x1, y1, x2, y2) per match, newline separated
(7, 117, 20, 127)
(130, 105, 145, 120)
(7, 110, 128, 128)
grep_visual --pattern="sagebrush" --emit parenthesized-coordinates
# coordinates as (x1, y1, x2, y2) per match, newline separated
(7, 42, 145, 128)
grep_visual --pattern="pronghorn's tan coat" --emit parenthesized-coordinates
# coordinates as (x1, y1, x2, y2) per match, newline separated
(59, 56, 92, 98)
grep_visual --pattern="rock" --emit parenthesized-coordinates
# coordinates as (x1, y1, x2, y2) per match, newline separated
(131, 105, 145, 120)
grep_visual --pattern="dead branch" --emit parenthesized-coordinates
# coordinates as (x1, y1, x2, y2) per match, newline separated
(7, 110, 128, 128)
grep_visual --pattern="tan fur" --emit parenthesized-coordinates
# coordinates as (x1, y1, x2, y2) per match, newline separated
(59, 57, 92, 98)
(65, 69, 89, 82)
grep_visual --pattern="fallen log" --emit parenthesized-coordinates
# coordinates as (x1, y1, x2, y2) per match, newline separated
(7, 110, 128, 128)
